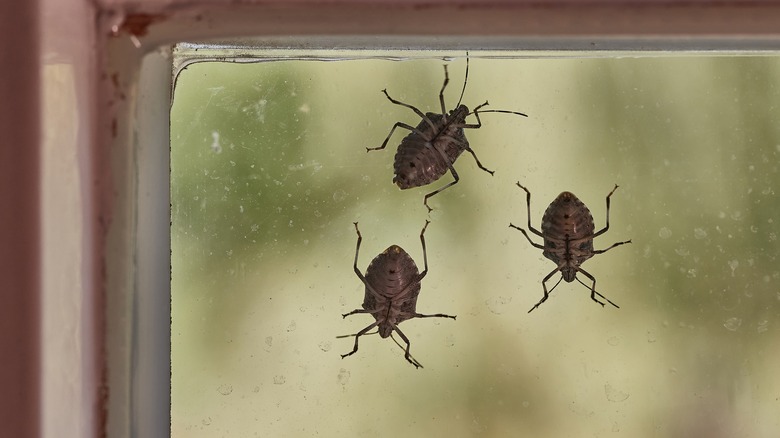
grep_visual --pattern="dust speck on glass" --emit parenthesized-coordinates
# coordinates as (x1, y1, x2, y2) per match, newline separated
(171, 48, 780, 437)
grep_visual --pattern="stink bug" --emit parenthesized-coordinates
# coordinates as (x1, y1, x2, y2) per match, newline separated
(367, 55, 528, 212)
(510, 183, 632, 313)
(339, 221, 456, 368)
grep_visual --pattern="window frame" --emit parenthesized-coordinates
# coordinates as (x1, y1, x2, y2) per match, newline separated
(17, 1, 780, 437)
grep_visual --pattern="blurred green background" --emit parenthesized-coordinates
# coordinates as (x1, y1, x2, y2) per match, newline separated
(171, 52, 780, 437)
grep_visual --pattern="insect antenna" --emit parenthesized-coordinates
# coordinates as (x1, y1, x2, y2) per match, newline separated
(547, 276, 564, 294)
(454, 52, 470, 109)
(470, 101, 528, 118)
(474, 109, 528, 118)
(390, 333, 424, 369)
(574, 276, 620, 309)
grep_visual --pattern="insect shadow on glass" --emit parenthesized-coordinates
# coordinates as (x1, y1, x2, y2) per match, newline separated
(509, 182, 632, 313)
(339, 221, 456, 368)
(367, 54, 528, 212)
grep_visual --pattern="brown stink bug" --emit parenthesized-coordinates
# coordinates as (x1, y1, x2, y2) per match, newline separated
(367, 55, 528, 212)
(510, 183, 632, 313)
(339, 221, 456, 368)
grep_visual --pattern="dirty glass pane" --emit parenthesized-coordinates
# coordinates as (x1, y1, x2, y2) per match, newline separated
(171, 50, 780, 437)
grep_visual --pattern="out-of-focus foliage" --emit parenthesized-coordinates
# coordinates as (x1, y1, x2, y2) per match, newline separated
(171, 54, 780, 437)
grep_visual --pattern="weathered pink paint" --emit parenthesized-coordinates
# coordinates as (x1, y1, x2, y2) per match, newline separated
(5, 0, 780, 437)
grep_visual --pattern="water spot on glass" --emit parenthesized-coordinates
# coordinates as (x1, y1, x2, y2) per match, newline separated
(647, 330, 657, 343)
(210, 131, 222, 153)
(607, 336, 620, 346)
(245, 99, 267, 123)
(485, 296, 512, 314)
(298, 103, 310, 113)
(757, 320, 769, 333)
(273, 375, 286, 385)
(287, 320, 297, 332)
(332, 189, 347, 202)
(612, 422, 620, 432)
(445, 334, 456, 347)
(723, 317, 742, 331)
(659, 227, 672, 239)
(693, 228, 708, 239)
(750, 225, 759, 233)
(605, 383, 630, 402)
(728, 259, 739, 276)
(263, 336, 273, 352)
(337, 368, 350, 387)
(686, 269, 697, 278)
(522, 401, 530, 408)
(675, 247, 690, 256)
(202, 417, 212, 426)
(731, 210, 743, 220)
(217, 384, 233, 395)
(253, 386, 260, 393)
(303, 239, 309, 246)
(318, 341, 332, 352)
(251, 224, 259, 232)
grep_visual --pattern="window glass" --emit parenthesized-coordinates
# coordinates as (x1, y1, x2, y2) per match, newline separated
(171, 51, 780, 436)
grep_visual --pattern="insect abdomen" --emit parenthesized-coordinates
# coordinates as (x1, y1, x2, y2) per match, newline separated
(393, 114, 467, 189)
(363, 245, 420, 300)
(541, 192, 595, 240)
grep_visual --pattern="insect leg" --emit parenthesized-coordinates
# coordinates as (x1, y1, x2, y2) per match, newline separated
(528, 268, 561, 313)
(411, 312, 456, 320)
(460, 101, 490, 129)
(389, 333, 423, 369)
(367, 122, 427, 152)
(577, 267, 620, 309)
(390, 220, 431, 302)
(422, 166, 459, 213)
(341, 308, 381, 319)
(340, 321, 380, 359)
(391, 325, 423, 369)
(418, 219, 431, 279)
(593, 184, 619, 237)
(381, 88, 437, 132)
(438, 64, 450, 115)
(463, 146, 495, 176)
(352, 222, 384, 300)
(593, 239, 632, 255)
(509, 223, 545, 250)
(515, 182, 545, 238)
(463, 101, 531, 128)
